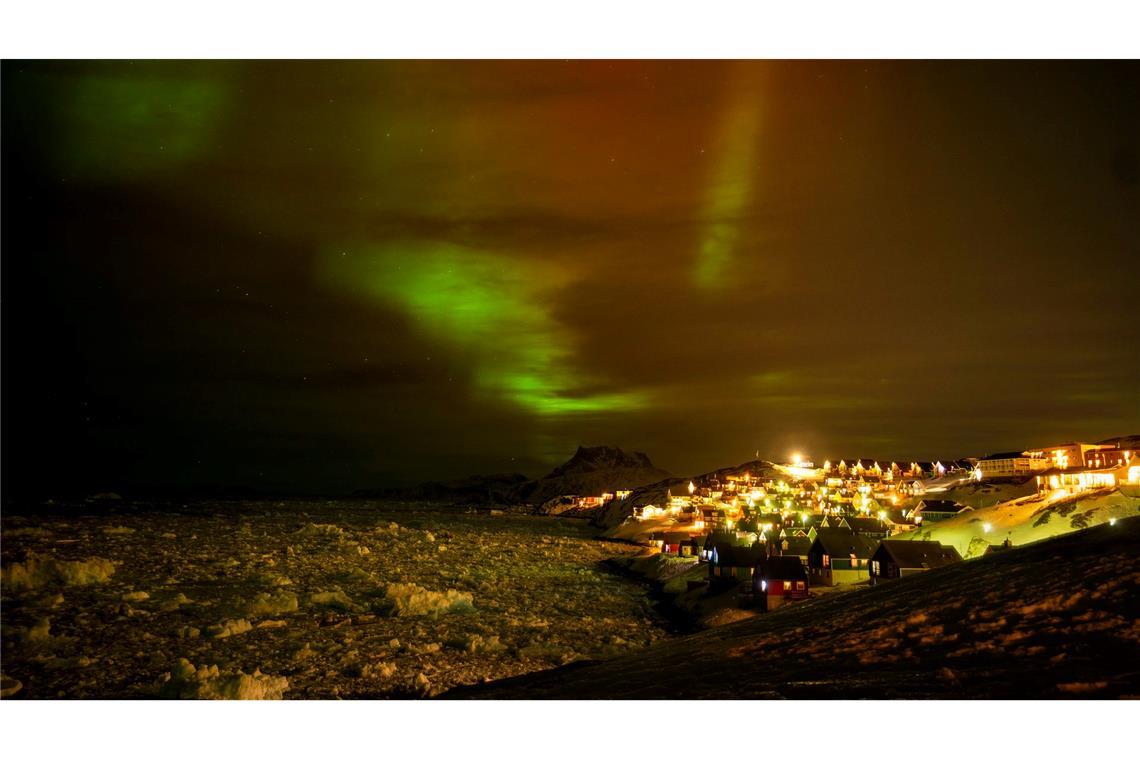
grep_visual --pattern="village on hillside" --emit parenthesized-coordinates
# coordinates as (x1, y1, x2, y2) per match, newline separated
(571, 438, 1140, 614)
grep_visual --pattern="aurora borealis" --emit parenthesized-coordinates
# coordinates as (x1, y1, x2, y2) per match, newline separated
(3, 60, 1138, 495)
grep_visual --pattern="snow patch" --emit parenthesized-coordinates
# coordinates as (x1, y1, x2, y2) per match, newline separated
(205, 618, 253, 638)
(377, 583, 474, 618)
(1, 554, 116, 592)
(245, 590, 299, 616)
(160, 659, 289, 699)
(304, 590, 357, 611)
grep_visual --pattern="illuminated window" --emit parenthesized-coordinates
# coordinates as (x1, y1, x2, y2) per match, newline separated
(795, 582, 805, 590)
(783, 581, 792, 590)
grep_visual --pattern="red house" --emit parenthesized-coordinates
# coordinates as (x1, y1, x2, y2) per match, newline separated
(752, 555, 809, 611)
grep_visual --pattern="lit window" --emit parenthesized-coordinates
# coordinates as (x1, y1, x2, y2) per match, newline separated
(783, 581, 792, 590)
(796, 582, 805, 590)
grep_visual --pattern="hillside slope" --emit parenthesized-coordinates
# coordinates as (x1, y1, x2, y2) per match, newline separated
(450, 517, 1140, 699)
(908, 488, 1140, 558)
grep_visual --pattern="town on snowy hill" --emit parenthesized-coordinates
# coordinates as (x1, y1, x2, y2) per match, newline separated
(547, 436, 1140, 623)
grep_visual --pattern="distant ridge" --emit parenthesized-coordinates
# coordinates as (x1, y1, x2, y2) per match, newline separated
(359, 445, 669, 510)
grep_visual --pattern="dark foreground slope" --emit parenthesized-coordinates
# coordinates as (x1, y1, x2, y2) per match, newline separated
(450, 517, 1140, 699)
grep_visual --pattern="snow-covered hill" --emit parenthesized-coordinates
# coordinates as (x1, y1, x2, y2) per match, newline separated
(906, 487, 1140, 557)
(451, 516, 1140, 699)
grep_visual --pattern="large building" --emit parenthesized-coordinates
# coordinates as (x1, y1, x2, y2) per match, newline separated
(1035, 466, 1120, 495)
(1023, 442, 1114, 470)
(976, 451, 1051, 479)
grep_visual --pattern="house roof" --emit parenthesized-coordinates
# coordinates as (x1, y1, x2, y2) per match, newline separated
(703, 531, 736, 549)
(873, 540, 962, 569)
(756, 555, 807, 581)
(916, 499, 967, 514)
(714, 544, 764, 568)
(775, 536, 812, 556)
(845, 517, 889, 534)
(811, 528, 877, 559)
(982, 451, 1027, 461)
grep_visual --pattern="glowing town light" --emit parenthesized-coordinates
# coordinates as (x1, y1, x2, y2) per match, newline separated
(688, 480, 696, 495)
(1109, 518, 1117, 526)
(792, 453, 802, 466)
(973, 467, 983, 482)
(983, 522, 992, 533)
(878, 511, 886, 521)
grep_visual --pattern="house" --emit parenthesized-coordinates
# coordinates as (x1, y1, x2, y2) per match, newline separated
(752, 556, 809, 610)
(884, 510, 917, 534)
(984, 538, 1014, 556)
(913, 500, 972, 523)
(701, 531, 736, 562)
(654, 531, 693, 556)
(900, 479, 925, 496)
(709, 544, 764, 584)
(808, 529, 878, 586)
(869, 540, 962, 584)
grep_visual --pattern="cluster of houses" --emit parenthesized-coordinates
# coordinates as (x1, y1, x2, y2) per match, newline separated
(566, 490, 633, 509)
(688, 517, 964, 611)
(629, 437, 1138, 613)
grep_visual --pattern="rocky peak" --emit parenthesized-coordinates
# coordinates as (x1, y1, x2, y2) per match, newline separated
(543, 445, 656, 479)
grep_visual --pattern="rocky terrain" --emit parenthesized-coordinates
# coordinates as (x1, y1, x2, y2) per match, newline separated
(0, 500, 670, 699)
(452, 517, 1140, 699)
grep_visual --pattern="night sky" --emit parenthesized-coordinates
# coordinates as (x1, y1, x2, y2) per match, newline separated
(3, 60, 1138, 496)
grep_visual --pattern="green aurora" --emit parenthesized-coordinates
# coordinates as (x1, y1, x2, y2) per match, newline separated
(320, 242, 649, 416)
